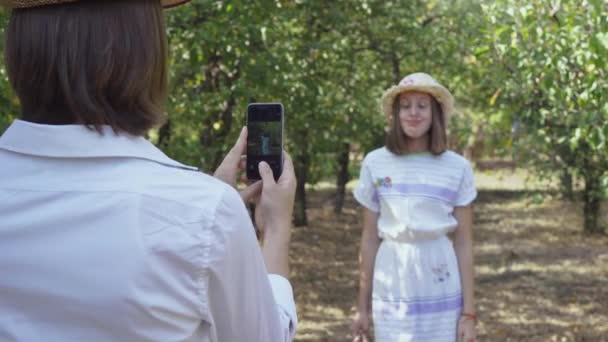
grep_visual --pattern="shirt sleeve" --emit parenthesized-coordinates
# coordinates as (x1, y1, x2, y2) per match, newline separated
(353, 156, 380, 212)
(455, 161, 477, 206)
(205, 187, 297, 342)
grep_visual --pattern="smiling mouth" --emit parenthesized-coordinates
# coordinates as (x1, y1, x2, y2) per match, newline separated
(405, 120, 423, 127)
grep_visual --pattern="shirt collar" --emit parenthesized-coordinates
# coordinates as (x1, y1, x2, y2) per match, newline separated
(0, 119, 198, 171)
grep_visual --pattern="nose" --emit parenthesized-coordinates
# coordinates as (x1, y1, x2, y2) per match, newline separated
(409, 106, 420, 118)
(400, 106, 419, 119)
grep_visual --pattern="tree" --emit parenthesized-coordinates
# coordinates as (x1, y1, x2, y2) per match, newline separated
(0, 10, 18, 134)
(481, 0, 608, 234)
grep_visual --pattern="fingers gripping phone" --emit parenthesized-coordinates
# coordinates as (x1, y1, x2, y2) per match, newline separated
(246, 103, 284, 181)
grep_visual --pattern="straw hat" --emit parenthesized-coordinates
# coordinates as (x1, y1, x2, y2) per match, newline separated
(381, 72, 454, 123)
(0, 0, 191, 9)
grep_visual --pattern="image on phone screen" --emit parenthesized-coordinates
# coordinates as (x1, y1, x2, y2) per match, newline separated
(247, 103, 284, 181)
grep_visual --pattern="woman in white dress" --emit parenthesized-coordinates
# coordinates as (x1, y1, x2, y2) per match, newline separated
(351, 72, 477, 342)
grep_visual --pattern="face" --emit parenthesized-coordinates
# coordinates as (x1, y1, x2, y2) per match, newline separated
(397, 91, 433, 140)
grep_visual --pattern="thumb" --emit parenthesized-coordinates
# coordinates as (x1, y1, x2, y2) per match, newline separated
(239, 181, 262, 203)
(258, 161, 276, 185)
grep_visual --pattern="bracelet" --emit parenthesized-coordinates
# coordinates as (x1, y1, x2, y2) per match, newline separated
(461, 312, 477, 322)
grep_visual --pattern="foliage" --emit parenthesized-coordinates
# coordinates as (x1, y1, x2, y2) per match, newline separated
(0, 10, 17, 134)
(480, 0, 608, 233)
(0, 1, 607, 233)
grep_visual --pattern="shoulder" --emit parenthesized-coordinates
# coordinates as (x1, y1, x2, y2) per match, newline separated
(133, 162, 236, 216)
(438, 150, 473, 169)
(362, 146, 393, 166)
(137, 165, 248, 251)
(155, 167, 251, 239)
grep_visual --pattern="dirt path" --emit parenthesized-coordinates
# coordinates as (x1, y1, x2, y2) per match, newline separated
(290, 189, 608, 341)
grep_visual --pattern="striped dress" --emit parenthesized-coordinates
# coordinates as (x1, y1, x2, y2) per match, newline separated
(353, 147, 477, 342)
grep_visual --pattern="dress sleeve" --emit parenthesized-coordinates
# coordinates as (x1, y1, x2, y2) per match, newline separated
(205, 187, 297, 341)
(353, 156, 380, 212)
(455, 161, 477, 206)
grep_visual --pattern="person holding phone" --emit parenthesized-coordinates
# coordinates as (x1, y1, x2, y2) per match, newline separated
(351, 73, 477, 342)
(0, 1, 297, 341)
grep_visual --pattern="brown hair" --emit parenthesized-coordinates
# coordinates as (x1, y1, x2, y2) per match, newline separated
(5, 0, 168, 136)
(385, 93, 447, 155)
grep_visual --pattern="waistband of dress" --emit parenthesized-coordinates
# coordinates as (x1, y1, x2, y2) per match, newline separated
(380, 232, 450, 245)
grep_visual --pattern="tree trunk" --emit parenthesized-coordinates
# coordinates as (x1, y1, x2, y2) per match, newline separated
(199, 95, 236, 172)
(560, 169, 574, 201)
(294, 152, 309, 227)
(582, 171, 603, 234)
(334, 143, 351, 214)
(391, 52, 401, 84)
(196, 56, 240, 172)
(556, 144, 575, 201)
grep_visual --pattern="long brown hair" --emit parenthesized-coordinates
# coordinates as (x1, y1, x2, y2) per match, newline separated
(5, 0, 168, 136)
(385, 93, 447, 155)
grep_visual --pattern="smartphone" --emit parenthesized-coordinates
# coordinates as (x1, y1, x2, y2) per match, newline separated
(246, 103, 284, 181)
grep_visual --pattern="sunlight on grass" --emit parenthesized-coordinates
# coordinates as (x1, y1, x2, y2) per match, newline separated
(296, 304, 350, 341)
(476, 258, 608, 278)
(321, 168, 559, 192)
(471, 168, 560, 191)
(476, 243, 503, 253)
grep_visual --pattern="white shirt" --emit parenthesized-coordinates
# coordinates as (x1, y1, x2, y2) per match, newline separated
(353, 147, 477, 242)
(0, 120, 297, 342)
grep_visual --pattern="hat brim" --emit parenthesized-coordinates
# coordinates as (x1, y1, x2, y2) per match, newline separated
(1, 0, 191, 9)
(380, 84, 455, 123)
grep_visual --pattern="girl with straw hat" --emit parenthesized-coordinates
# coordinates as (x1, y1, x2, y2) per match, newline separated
(0, 1, 298, 341)
(351, 72, 477, 341)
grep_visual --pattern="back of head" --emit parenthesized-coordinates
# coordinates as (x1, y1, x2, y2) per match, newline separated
(5, 0, 168, 135)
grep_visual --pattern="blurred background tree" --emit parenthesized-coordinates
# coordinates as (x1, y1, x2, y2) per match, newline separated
(1, 0, 606, 233)
(0, 12, 17, 134)
(479, 0, 608, 233)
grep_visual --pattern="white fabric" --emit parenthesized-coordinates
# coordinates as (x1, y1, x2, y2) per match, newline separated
(0, 119, 297, 342)
(354, 147, 477, 242)
(372, 238, 462, 341)
(353, 147, 476, 342)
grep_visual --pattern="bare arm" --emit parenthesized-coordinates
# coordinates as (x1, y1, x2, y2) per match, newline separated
(214, 130, 297, 341)
(256, 153, 296, 278)
(453, 205, 475, 314)
(356, 208, 381, 314)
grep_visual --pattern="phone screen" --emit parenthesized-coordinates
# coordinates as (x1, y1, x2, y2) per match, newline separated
(247, 103, 284, 181)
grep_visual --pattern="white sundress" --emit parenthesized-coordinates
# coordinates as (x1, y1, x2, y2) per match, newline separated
(354, 147, 477, 342)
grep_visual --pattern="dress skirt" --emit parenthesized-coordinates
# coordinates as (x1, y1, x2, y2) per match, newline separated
(372, 236, 462, 342)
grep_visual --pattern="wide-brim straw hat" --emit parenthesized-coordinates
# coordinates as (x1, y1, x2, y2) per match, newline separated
(0, 0, 191, 9)
(381, 72, 454, 123)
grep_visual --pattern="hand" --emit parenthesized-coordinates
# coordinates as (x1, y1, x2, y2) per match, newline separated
(254, 152, 296, 240)
(350, 310, 371, 340)
(213, 127, 261, 202)
(458, 317, 476, 342)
